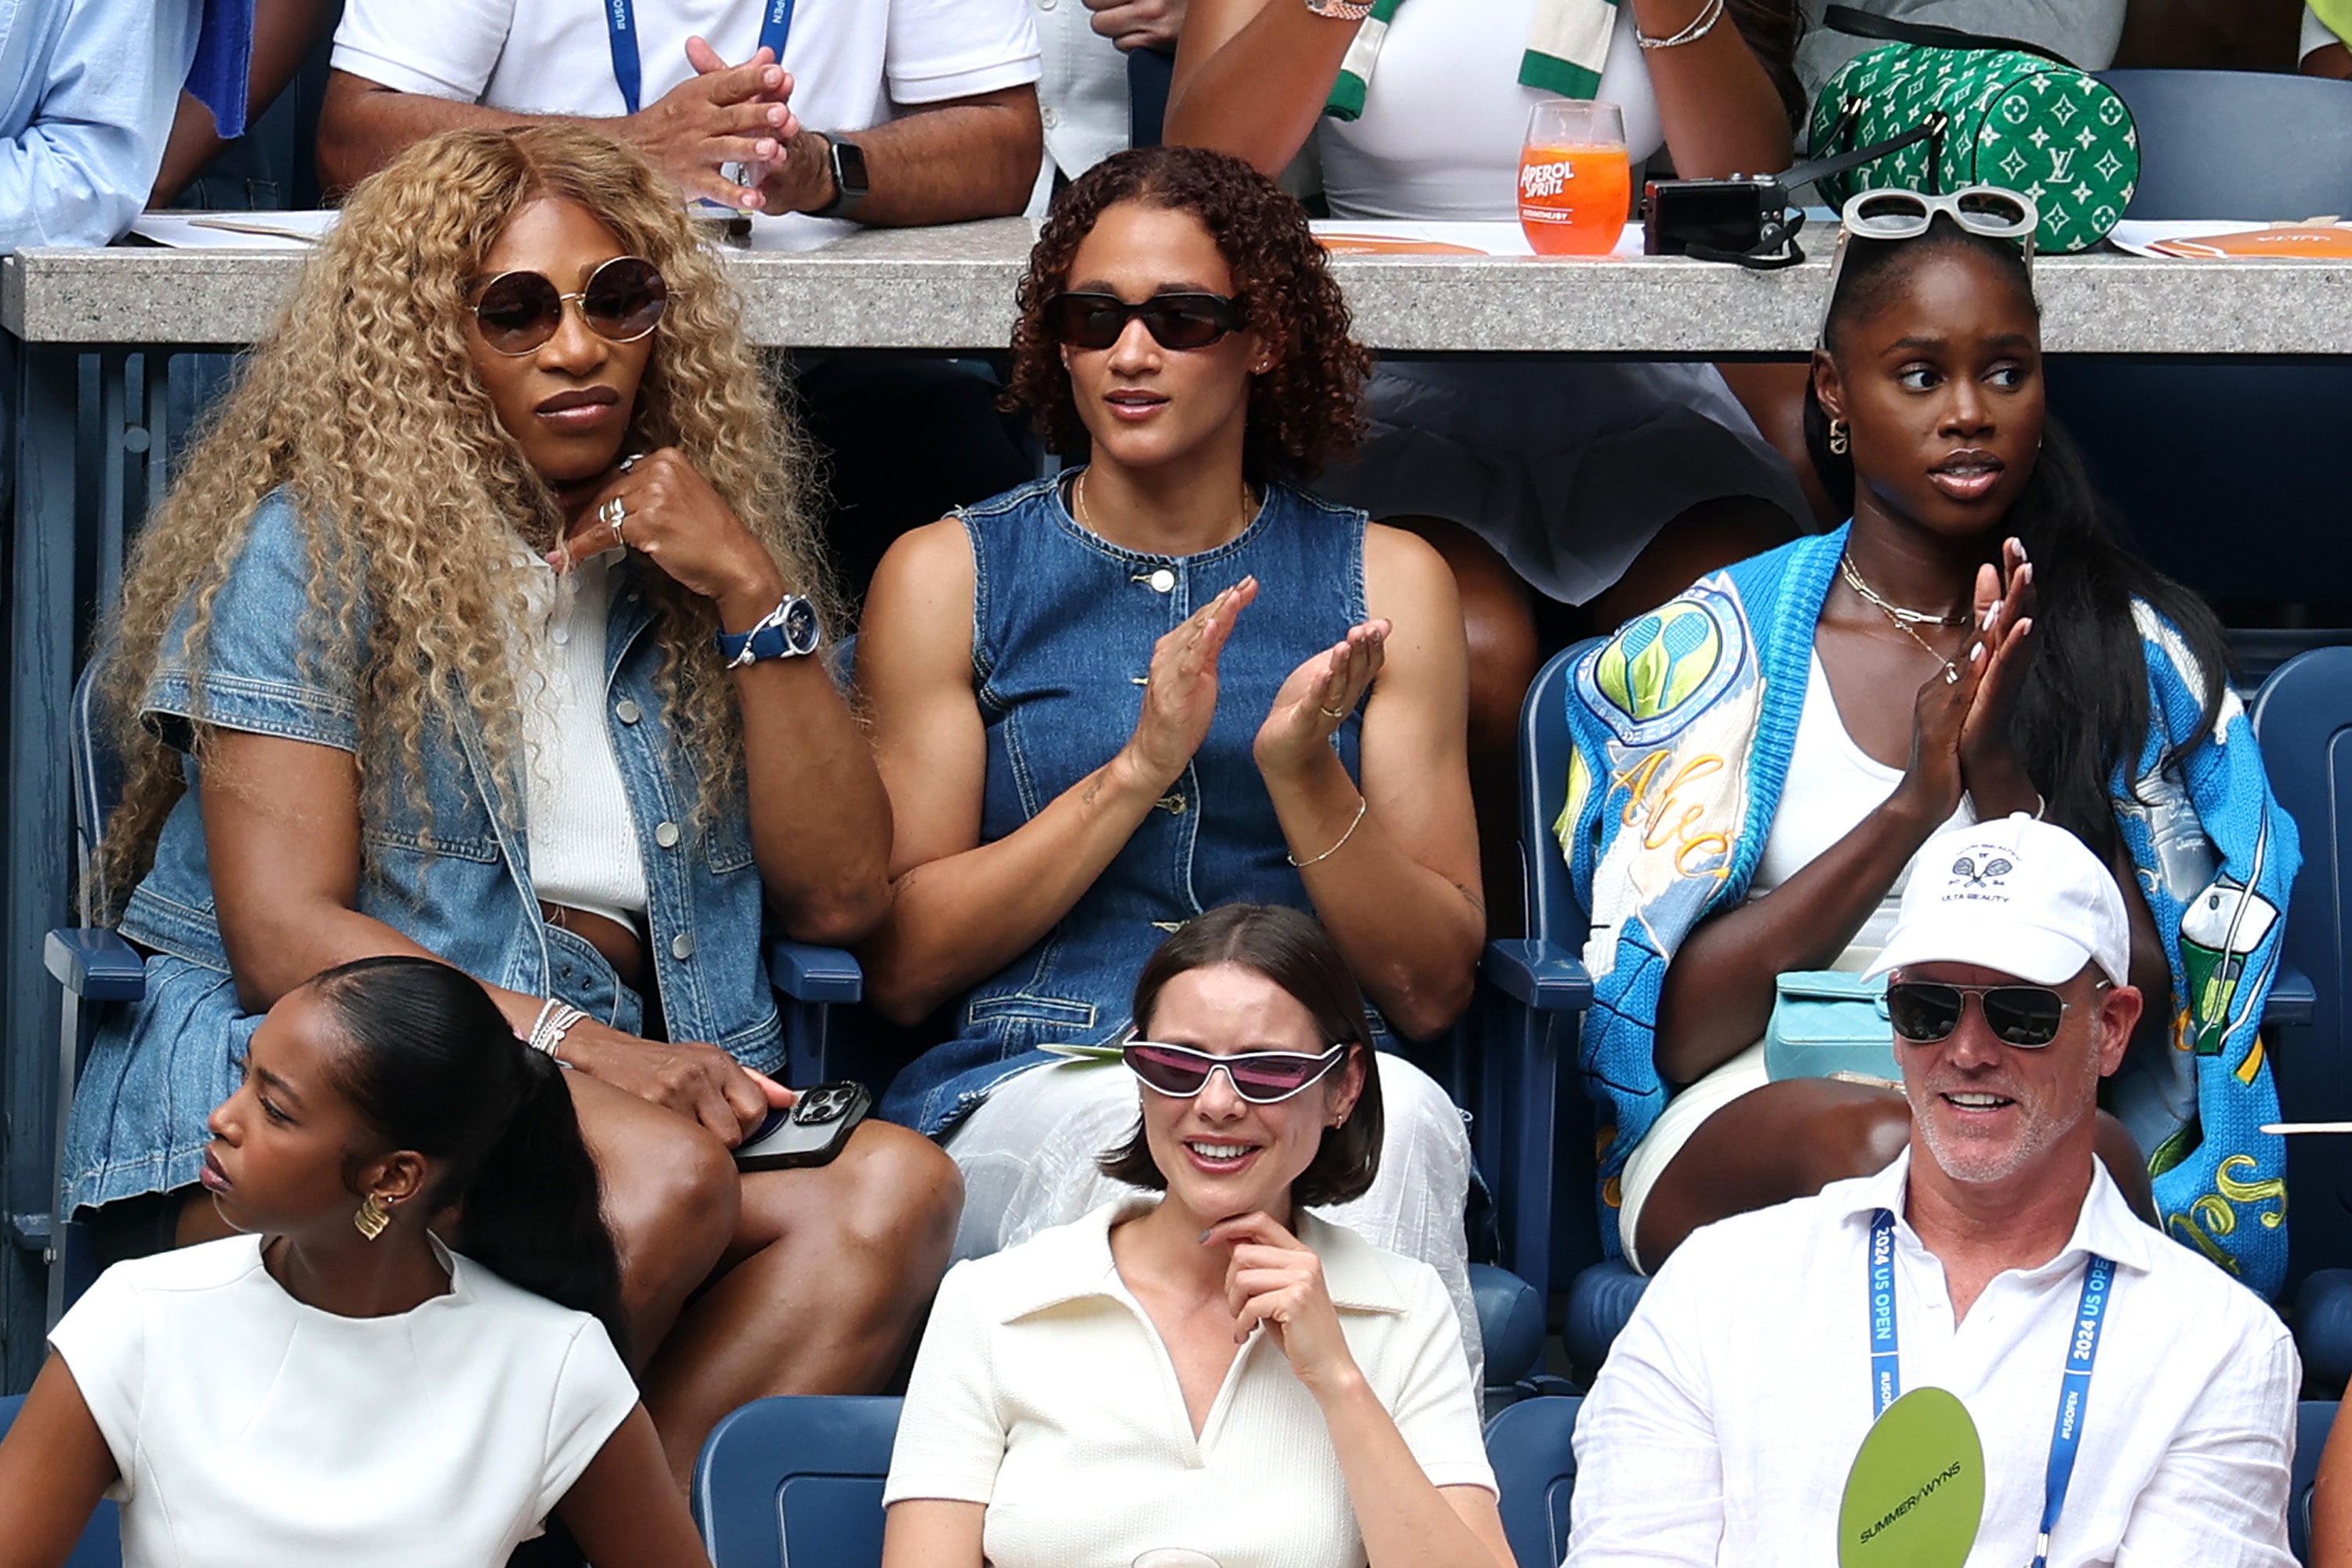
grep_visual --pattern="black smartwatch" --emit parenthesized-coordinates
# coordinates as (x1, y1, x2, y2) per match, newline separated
(813, 135, 869, 220)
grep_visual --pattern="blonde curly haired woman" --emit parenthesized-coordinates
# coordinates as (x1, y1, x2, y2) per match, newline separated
(60, 124, 961, 1487)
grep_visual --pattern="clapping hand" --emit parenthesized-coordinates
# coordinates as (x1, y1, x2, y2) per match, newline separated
(1205, 1211, 1359, 1396)
(1254, 619, 1386, 782)
(1957, 537, 2040, 810)
(1122, 579, 1257, 792)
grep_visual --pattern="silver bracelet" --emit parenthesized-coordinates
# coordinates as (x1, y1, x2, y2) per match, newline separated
(526, 998, 586, 1058)
(1635, 0, 1726, 49)
(1287, 797, 1369, 868)
(1302, 0, 1374, 18)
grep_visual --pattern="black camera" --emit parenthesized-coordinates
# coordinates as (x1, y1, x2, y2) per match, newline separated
(1642, 175, 1798, 263)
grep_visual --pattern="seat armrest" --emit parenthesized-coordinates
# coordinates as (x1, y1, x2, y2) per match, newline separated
(765, 938, 863, 1005)
(2264, 964, 2316, 1029)
(44, 928, 145, 1001)
(1483, 938, 1593, 1012)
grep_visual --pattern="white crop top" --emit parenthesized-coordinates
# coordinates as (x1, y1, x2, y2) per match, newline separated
(1747, 651, 1976, 968)
(516, 550, 648, 927)
(1316, 0, 1664, 222)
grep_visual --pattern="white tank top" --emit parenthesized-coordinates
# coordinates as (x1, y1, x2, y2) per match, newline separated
(1748, 651, 1976, 968)
(1315, 0, 1665, 221)
(515, 551, 649, 929)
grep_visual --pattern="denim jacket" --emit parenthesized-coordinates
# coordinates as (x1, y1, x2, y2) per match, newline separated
(64, 490, 780, 1211)
(879, 473, 1370, 1135)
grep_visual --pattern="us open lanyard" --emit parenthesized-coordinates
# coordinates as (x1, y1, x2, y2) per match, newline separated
(603, 0, 797, 114)
(1867, 1210, 2116, 1568)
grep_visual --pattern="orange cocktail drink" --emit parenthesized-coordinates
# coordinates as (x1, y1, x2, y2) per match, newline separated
(1518, 144, 1632, 256)
(1519, 100, 1629, 257)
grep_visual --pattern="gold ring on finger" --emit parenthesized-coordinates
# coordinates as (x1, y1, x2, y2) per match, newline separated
(1319, 704, 1348, 720)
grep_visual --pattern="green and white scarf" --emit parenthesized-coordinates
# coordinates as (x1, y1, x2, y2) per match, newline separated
(1325, 0, 1621, 121)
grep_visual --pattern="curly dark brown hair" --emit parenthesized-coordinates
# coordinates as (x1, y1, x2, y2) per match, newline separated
(1004, 145, 1372, 486)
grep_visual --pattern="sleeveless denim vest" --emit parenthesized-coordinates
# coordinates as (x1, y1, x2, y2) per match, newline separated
(880, 472, 1370, 1136)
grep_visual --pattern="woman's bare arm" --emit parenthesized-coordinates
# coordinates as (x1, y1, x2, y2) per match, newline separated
(880, 1499, 988, 1568)
(855, 522, 1210, 1025)
(200, 728, 777, 1141)
(1265, 526, 1483, 1042)
(554, 1407, 713, 1566)
(1168, 0, 1790, 183)
(0, 1358, 118, 1568)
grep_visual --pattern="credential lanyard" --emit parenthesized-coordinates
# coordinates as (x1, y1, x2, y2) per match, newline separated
(1864, 1210, 2114, 1568)
(604, 0, 797, 115)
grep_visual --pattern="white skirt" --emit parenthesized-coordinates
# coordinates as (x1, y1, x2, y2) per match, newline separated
(1316, 358, 1814, 605)
(944, 1052, 1483, 1385)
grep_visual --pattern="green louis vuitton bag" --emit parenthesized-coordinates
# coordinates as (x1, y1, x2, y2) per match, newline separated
(1806, 9, 2140, 254)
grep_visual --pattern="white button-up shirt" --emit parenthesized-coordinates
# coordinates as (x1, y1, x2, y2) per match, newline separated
(1569, 1152, 2299, 1567)
(885, 1198, 1495, 1568)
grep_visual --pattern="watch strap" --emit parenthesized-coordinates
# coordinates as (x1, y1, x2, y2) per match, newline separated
(813, 134, 868, 220)
(715, 597, 819, 666)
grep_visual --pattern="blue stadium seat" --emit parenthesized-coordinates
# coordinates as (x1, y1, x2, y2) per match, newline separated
(1485, 1392, 1581, 1568)
(692, 1394, 901, 1568)
(2296, 1398, 2336, 1565)
(18, 663, 866, 1324)
(2254, 649, 2352, 1372)
(1480, 642, 1601, 1301)
(0, 1394, 123, 1566)
(2047, 71, 2352, 657)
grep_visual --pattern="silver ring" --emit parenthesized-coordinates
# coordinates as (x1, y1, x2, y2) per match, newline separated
(619, 451, 646, 474)
(1318, 704, 1348, 720)
(599, 495, 629, 542)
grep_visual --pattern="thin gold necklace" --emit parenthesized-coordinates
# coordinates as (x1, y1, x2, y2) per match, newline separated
(1073, 469, 1256, 537)
(1839, 551, 1965, 684)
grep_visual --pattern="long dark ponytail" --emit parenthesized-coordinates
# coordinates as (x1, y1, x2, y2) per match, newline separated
(310, 956, 630, 1361)
(1803, 219, 2232, 850)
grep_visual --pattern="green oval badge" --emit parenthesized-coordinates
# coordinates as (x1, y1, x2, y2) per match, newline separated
(1838, 1388, 1985, 1568)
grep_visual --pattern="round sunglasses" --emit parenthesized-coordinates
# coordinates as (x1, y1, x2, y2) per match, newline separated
(1886, 980, 2096, 1049)
(471, 256, 668, 357)
(1041, 290, 1247, 352)
(1122, 1040, 1348, 1104)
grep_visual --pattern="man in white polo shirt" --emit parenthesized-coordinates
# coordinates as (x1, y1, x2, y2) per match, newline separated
(1569, 814, 2298, 1566)
(319, 0, 1043, 247)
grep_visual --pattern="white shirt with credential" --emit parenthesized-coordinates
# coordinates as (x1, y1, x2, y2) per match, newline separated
(1569, 1151, 2299, 1568)
(49, 1234, 641, 1568)
(331, 0, 1041, 249)
(884, 1198, 1496, 1568)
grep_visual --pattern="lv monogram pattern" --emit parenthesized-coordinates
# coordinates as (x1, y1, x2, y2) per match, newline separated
(1809, 45, 2141, 254)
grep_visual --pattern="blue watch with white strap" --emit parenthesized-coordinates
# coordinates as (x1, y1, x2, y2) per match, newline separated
(716, 595, 822, 666)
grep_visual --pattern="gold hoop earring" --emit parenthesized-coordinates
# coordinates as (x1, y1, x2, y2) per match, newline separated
(1828, 419, 1850, 456)
(354, 1193, 392, 1242)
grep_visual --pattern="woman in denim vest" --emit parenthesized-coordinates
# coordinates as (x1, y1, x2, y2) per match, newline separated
(856, 146, 1487, 1370)
(64, 125, 960, 1485)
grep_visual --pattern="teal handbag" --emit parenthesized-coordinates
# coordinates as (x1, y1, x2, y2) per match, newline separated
(1762, 971, 1900, 1085)
(1806, 9, 2140, 254)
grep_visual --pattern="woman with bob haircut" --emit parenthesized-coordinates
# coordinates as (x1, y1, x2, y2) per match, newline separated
(1558, 198, 2297, 1293)
(60, 124, 961, 1484)
(1, 956, 710, 1566)
(855, 143, 1485, 1367)
(882, 904, 1515, 1568)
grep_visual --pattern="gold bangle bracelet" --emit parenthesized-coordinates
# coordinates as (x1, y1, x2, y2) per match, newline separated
(1287, 796, 1369, 868)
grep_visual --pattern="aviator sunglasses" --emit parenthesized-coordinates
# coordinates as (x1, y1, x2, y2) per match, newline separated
(1122, 1040, 1349, 1104)
(471, 256, 669, 356)
(1886, 980, 2097, 1049)
(1042, 290, 1247, 352)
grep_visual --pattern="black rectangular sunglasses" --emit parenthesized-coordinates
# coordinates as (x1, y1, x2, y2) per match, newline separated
(1886, 982, 2077, 1048)
(1041, 291, 1247, 352)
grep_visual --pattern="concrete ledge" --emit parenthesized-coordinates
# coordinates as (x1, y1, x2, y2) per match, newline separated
(9, 216, 2350, 355)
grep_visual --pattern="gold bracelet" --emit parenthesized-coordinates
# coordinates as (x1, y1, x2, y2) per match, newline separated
(1287, 797, 1369, 868)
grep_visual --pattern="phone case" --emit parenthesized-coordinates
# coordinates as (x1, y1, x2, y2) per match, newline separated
(733, 1081, 873, 1172)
